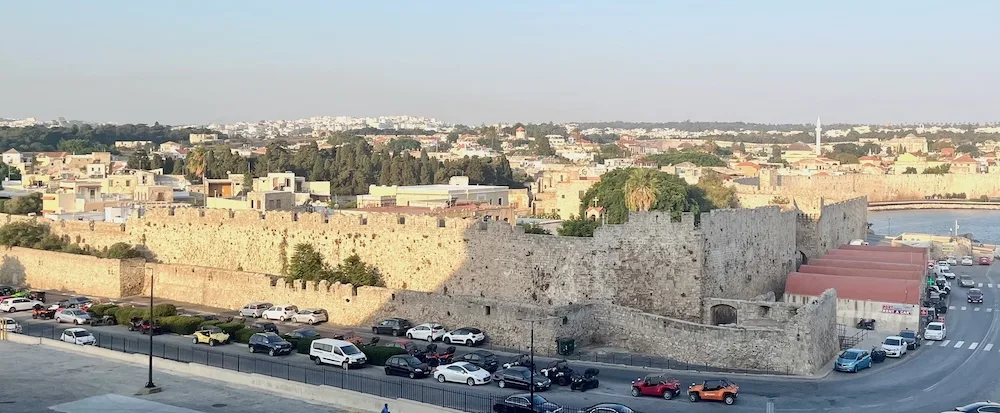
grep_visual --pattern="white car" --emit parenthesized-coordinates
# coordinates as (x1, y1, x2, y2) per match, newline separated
(940, 270, 956, 280)
(432, 361, 491, 386)
(924, 322, 946, 341)
(55, 308, 92, 325)
(946, 257, 958, 266)
(61, 328, 96, 345)
(937, 261, 950, 272)
(1, 317, 22, 334)
(261, 305, 298, 321)
(881, 336, 907, 358)
(0, 297, 43, 313)
(961, 256, 974, 266)
(442, 327, 486, 346)
(407, 323, 447, 342)
(291, 308, 328, 325)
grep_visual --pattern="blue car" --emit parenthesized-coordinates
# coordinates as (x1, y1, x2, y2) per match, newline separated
(834, 349, 872, 373)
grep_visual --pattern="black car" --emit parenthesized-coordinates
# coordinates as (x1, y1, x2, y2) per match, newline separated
(283, 327, 321, 340)
(492, 367, 551, 391)
(373, 318, 413, 336)
(459, 350, 500, 372)
(953, 401, 1000, 412)
(580, 403, 639, 413)
(898, 329, 920, 350)
(248, 332, 293, 356)
(492, 393, 562, 413)
(58, 296, 91, 308)
(968, 288, 985, 304)
(251, 321, 279, 334)
(0, 285, 15, 296)
(384, 354, 430, 379)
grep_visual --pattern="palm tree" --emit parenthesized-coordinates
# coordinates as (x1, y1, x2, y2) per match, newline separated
(624, 168, 660, 212)
(186, 147, 207, 178)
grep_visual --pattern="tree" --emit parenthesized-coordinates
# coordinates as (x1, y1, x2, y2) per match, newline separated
(0, 162, 21, 181)
(149, 153, 164, 170)
(903, 167, 918, 174)
(288, 243, 329, 282)
(956, 144, 980, 156)
(518, 223, 551, 235)
(922, 164, 951, 174)
(579, 168, 701, 224)
(646, 150, 725, 167)
(768, 145, 783, 163)
(103, 242, 142, 259)
(534, 136, 556, 156)
(624, 169, 660, 212)
(127, 149, 151, 170)
(4, 193, 42, 215)
(336, 254, 382, 287)
(0, 221, 49, 247)
(386, 138, 421, 153)
(692, 170, 737, 210)
(558, 216, 600, 237)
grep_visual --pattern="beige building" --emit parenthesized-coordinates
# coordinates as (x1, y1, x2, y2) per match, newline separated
(885, 134, 929, 154)
(189, 133, 220, 144)
(358, 176, 509, 209)
(530, 166, 602, 219)
(133, 185, 174, 203)
(782, 142, 816, 162)
(42, 180, 107, 214)
(205, 190, 295, 212)
(159, 141, 184, 152)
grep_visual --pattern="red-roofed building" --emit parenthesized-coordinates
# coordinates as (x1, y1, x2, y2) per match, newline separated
(734, 161, 761, 177)
(950, 154, 980, 174)
(858, 155, 881, 166)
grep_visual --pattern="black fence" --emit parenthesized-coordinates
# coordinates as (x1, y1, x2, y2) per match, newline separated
(20, 324, 513, 413)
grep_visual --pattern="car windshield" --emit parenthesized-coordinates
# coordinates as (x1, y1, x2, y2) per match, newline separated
(205, 326, 222, 333)
(884, 338, 900, 346)
(296, 329, 318, 337)
(928, 324, 943, 330)
(530, 395, 547, 406)
(265, 335, 284, 343)
(900, 331, 916, 339)
(464, 364, 481, 372)
(66, 310, 83, 315)
(403, 356, 422, 366)
(341, 345, 361, 355)
(840, 350, 861, 359)
(73, 331, 91, 337)
(960, 275, 971, 280)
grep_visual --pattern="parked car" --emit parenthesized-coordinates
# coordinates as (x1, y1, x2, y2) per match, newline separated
(899, 329, 921, 350)
(579, 403, 639, 413)
(688, 379, 739, 405)
(309, 338, 367, 369)
(283, 327, 321, 340)
(492, 393, 563, 413)
(961, 256, 975, 266)
(248, 332, 293, 356)
(261, 305, 298, 321)
(60, 327, 96, 345)
(941, 270, 957, 279)
(948, 401, 1000, 412)
(937, 261, 950, 272)
(968, 288, 985, 304)
(881, 336, 907, 358)
(406, 322, 446, 342)
(250, 321, 279, 334)
(239, 302, 273, 318)
(0, 297, 43, 313)
(192, 325, 230, 346)
(458, 350, 500, 372)
(492, 366, 551, 391)
(1, 317, 22, 334)
(55, 308, 91, 325)
(980, 256, 993, 265)
(57, 296, 92, 309)
(924, 322, 947, 341)
(291, 308, 328, 325)
(432, 361, 491, 386)
(442, 327, 486, 346)
(372, 318, 413, 336)
(384, 354, 430, 379)
(927, 260, 936, 269)
(631, 373, 681, 399)
(384, 339, 421, 355)
(947, 256, 958, 265)
(959, 274, 976, 287)
(834, 349, 872, 373)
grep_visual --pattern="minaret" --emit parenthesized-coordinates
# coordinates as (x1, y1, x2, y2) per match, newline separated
(814, 116, 822, 156)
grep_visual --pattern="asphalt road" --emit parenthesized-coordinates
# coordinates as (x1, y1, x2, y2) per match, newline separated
(8, 263, 999, 413)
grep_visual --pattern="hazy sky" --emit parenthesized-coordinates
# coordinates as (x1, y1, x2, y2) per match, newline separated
(2, 1, 998, 126)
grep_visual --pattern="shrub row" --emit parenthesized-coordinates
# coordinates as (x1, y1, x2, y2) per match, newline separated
(234, 328, 263, 344)
(88, 304, 118, 317)
(112, 304, 179, 326)
(159, 316, 203, 335)
(360, 345, 407, 366)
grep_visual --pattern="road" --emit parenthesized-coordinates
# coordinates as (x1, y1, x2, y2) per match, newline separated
(6, 263, 1000, 413)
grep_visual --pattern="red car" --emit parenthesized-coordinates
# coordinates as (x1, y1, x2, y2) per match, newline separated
(631, 374, 681, 400)
(980, 257, 992, 265)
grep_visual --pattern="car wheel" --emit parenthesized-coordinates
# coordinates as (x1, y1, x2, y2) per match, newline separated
(269, 349, 275, 357)
(663, 390, 673, 400)
(57, 318, 63, 323)
(314, 357, 322, 365)
(393, 329, 400, 337)
(193, 337, 198, 344)
(6, 308, 13, 313)
(408, 372, 416, 379)
(279, 316, 286, 322)
(342, 361, 349, 370)
(372, 327, 378, 334)
(209, 340, 216, 347)
(689, 393, 700, 402)
(444, 337, 451, 344)
(631, 387, 640, 397)
(467, 378, 475, 386)
(437, 375, 446, 383)
(407, 333, 413, 339)
(249, 345, 255, 353)
(499, 380, 506, 388)
(724, 395, 735, 405)
(75, 320, 80, 325)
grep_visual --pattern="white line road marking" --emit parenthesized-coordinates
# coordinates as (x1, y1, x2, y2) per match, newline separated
(985, 344, 994, 351)
(962, 306, 968, 311)
(955, 340, 965, 348)
(980, 283, 984, 287)
(976, 307, 981, 312)
(990, 283, 995, 288)
(941, 340, 951, 346)
(970, 342, 980, 350)
(950, 305, 956, 310)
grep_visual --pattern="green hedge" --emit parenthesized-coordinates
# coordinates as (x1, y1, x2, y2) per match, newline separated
(217, 322, 246, 335)
(88, 304, 118, 317)
(198, 320, 223, 328)
(151, 304, 178, 317)
(159, 316, 203, 335)
(234, 328, 263, 344)
(285, 338, 317, 354)
(112, 304, 178, 325)
(361, 346, 407, 366)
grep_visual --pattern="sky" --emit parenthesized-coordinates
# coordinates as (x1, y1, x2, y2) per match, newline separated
(1, 1, 998, 126)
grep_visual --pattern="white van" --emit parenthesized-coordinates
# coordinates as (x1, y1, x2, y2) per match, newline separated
(849, 239, 869, 246)
(309, 339, 367, 370)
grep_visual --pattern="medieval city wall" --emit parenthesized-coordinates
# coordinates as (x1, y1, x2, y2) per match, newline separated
(700, 206, 797, 301)
(775, 174, 1000, 202)
(0, 247, 144, 298)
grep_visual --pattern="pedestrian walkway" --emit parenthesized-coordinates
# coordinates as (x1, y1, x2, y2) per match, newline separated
(921, 338, 998, 351)
(945, 305, 992, 312)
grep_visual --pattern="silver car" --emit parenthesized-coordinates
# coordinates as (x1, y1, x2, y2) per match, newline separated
(55, 308, 92, 325)
(958, 275, 976, 288)
(240, 302, 273, 318)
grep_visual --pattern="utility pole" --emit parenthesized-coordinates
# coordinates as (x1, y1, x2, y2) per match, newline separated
(517, 316, 561, 410)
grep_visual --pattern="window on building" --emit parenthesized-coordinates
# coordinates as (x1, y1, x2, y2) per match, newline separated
(275, 200, 282, 209)
(498, 197, 502, 205)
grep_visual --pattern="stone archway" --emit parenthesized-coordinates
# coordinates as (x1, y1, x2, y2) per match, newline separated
(710, 304, 738, 326)
(796, 250, 808, 271)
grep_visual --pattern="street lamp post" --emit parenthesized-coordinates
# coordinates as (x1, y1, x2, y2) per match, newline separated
(139, 267, 161, 394)
(518, 316, 561, 410)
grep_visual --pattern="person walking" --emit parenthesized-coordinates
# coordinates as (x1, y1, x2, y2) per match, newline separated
(381, 403, 390, 413)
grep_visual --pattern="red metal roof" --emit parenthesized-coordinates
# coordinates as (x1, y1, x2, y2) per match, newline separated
(808, 258, 924, 273)
(798, 264, 921, 282)
(824, 249, 926, 265)
(785, 272, 921, 305)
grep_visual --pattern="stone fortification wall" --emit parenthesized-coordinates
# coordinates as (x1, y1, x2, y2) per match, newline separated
(0, 247, 144, 298)
(700, 206, 797, 301)
(775, 174, 1000, 202)
(585, 289, 838, 375)
(796, 197, 868, 259)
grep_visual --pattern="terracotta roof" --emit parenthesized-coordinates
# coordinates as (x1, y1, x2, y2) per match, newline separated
(787, 142, 811, 151)
(516, 127, 526, 132)
(785, 272, 921, 305)
(812, 172, 830, 177)
(3, 149, 19, 154)
(736, 161, 760, 168)
(37, 151, 67, 158)
(952, 154, 977, 163)
(858, 156, 880, 161)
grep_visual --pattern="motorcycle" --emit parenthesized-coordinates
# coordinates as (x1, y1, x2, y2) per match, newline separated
(871, 346, 887, 363)
(856, 318, 875, 330)
(570, 368, 600, 392)
(421, 344, 456, 367)
(502, 354, 535, 371)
